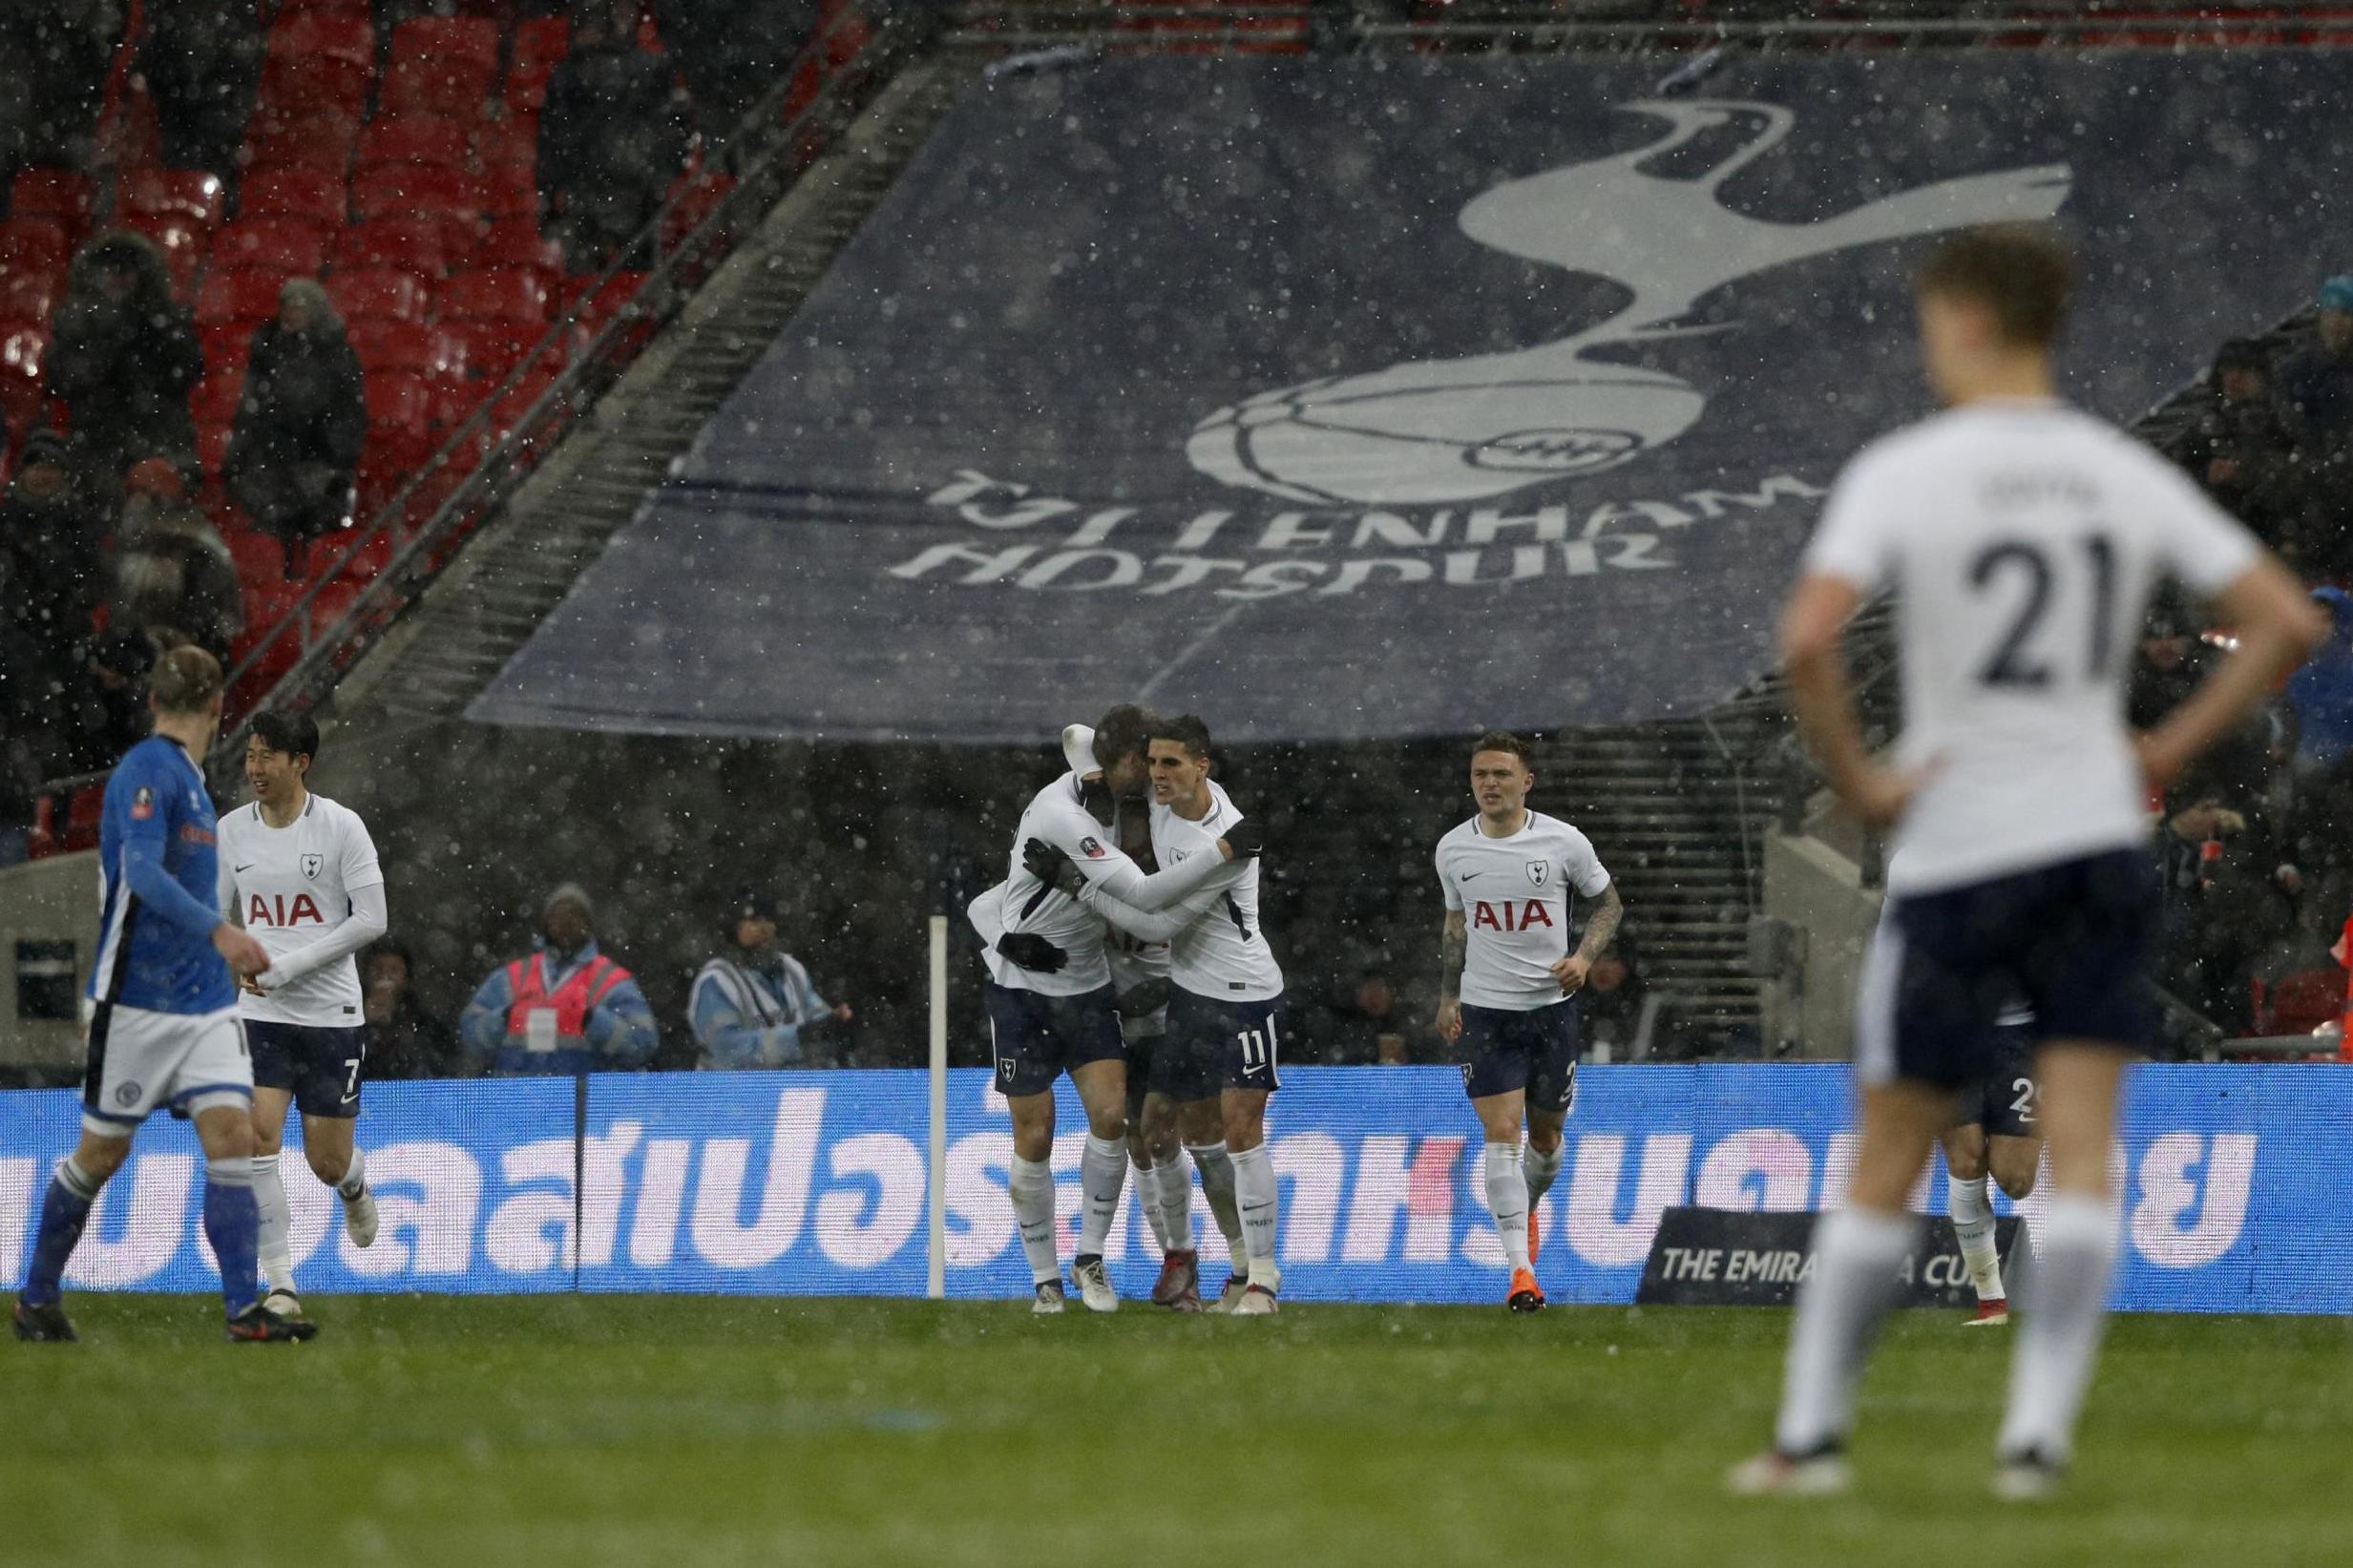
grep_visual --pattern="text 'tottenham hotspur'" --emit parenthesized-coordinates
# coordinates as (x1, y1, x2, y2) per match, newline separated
(882, 470, 1828, 600)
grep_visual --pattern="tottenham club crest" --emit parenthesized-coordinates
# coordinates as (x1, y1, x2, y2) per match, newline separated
(301, 852, 324, 880)
(1526, 861, 1549, 889)
(1188, 99, 2071, 505)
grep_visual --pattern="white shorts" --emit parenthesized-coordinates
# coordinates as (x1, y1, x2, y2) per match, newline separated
(82, 1004, 254, 1137)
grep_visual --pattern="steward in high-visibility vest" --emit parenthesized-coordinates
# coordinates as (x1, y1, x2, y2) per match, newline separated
(458, 884, 660, 1076)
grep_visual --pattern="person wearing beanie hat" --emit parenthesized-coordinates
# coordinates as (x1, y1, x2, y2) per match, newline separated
(688, 888, 853, 1069)
(458, 883, 659, 1076)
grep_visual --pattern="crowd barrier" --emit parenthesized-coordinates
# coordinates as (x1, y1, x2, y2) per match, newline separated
(0, 1065, 2340, 1311)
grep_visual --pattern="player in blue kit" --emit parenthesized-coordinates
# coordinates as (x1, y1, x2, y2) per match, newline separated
(12, 648, 316, 1344)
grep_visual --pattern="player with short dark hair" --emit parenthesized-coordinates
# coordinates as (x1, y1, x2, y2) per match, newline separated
(1733, 223, 2325, 1498)
(14, 647, 311, 1344)
(976, 706, 1261, 1313)
(220, 710, 389, 1322)
(1078, 715, 1285, 1312)
(1434, 730, 1622, 1313)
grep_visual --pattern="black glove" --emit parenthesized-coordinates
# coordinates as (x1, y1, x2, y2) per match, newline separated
(1224, 820, 1267, 861)
(997, 932, 1068, 973)
(1116, 977, 1172, 1018)
(1022, 836, 1086, 896)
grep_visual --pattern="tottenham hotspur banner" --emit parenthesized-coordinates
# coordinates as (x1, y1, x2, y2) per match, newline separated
(3, 1065, 2345, 1312)
(469, 53, 2348, 742)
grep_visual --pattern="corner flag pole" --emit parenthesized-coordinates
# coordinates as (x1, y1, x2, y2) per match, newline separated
(927, 909, 949, 1300)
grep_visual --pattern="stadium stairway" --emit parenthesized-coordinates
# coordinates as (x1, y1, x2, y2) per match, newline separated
(1528, 717, 1786, 1047)
(327, 60, 972, 725)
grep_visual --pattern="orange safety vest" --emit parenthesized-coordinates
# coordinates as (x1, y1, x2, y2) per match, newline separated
(505, 953, 632, 1051)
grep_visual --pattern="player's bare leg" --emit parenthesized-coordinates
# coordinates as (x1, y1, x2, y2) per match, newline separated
(1223, 1086, 1279, 1312)
(1068, 1058, 1129, 1312)
(1525, 1105, 1567, 1267)
(303, 1111, 376, 1254)
(1175, 1096, 1248, 1308)
(1993, 1042, 2127, 1498)
(1474, 1088, 1542, 1310)
(1006, 1090, 1066, 1312)
(1732, 1080, 1951, 1495)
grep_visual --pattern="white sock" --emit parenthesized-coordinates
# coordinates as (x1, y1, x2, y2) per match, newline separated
(1995, 1194, 2117, 1466)
(1484, 1142, 1531, 1272)
(1948, 1174, 2006, 1303)
(1158, 1159, 1194, 1252)
(1134, 1154, 1171, 1254)
(1077, 1134, 1125, 1259)
(1523, 1140, 1564, 1207)
(1775, 1207, 1916, 1455)
(1008, 1155, 1059, 1286)
(336, 1145, 368, 1201)
(252, 1152, 297, 1293)
(1188, 1140, 1249, 1275)
(1230, 1140, 1280, 1291)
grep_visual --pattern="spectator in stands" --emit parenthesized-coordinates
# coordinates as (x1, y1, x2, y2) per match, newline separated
(359, 937, 463, 1080)
(537, 0, 693, 270)
(458, 883, 660, 1075)
(45, 231, 203, 488)
(104, 457, 242, 662)
(2288, 587, 2353, 771)
(2278, 276, 2353, 575)
(0, 3, 122, 178)
(138, 0, 263, 184)
(1302, 968, 1414, 1064)
(223, 280, 366, 567)
(688, 888, 852, 1068)
(651, 0, 817, 148)
(0, 429, 103, 654)
(2178, 338, 2297, 548)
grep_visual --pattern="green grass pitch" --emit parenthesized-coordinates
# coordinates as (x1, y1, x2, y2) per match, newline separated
(8, 1297, 2348, 1567)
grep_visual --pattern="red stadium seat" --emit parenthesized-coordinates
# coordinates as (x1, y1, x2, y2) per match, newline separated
(0, 219, 73, 277)
(471, 221, 561, 280)
(222, 525, 289, 590)
(439, 267, 550, 326)
(565, 270, 651, 343)
(200, 325, 255, 383)
(213, 217, 334, 278)
(120, 168, 226, 230)
(64, 785, 105, 855)
(347, 320, 466, 389)
(476, 166, 540, 223)
(242, 169, 347, 228)
(473, 118, 538, 178)
(364, 372, 436, 468)
(337, 219, 451, 280)
(0, 269, 60, 328)
(196, 268, 288, 331)
(266, 11, 375, 73)
(326, 268, 428, 324)
(10, 169, 94, 233)
(243, 109, 361, 176)
(508, 16, 571, 113)
(257, 54, 371, 121)
(197, 417, 236, 480)
(193, 367, 246, 427)
(435, 320, 530, 398)
(351, 167, 487, 233)
(358, 115, 472, 176)
(392, 16, 503, 81)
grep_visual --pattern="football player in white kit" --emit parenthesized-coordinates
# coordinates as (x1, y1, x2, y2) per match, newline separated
(1733, 225, 2324, 1498)
(980, 705, 1261, 1313)
(219, 713, 389, 1322)
(1434, 730, 1622, 1313)
(1078, 716, 1286, 1313)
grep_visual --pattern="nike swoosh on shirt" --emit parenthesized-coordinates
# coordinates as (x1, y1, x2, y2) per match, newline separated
(234, 864, 255, 873)
(1460, 870, 1487, 880)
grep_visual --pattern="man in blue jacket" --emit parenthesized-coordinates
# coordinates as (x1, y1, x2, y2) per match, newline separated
(690, 889, 853, 1068)
(14, 647, 313, 1344)
(459, 884, 660, 1076)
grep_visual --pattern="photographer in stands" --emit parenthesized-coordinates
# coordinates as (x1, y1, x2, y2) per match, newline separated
(458, 884, 660, 1076)
(688, 889, 853, 1069)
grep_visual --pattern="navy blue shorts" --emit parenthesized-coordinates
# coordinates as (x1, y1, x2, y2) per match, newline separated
(1159, 990, 1284, 1098)
(246, 1021, 367, 1119)
(1952, 1022, 2040, 1139)
(1861, 848, 2156, 1090)
(986, 982, 1124, 1098)
(1460, 1000, 1579, 1112)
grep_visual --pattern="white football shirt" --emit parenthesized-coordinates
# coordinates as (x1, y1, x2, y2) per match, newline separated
(1149, 782, 1281, 1002)
(1805, 399, 2259, 894)
(1437, 809, 1611, 1011)
(987, 770, 1236, 996)
(218, 792, 384, 1028)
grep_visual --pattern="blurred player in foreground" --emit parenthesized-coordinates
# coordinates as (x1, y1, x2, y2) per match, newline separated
(13, 648, 312, 1344)
(221, 711, 389, 1325)
(1734, 224, 2323, 1498)
(976, 706, 1260, 1312)
(1434, 730, 1622, 1313)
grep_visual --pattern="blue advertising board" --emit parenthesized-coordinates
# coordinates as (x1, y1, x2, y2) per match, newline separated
(0, 1065, 2339, 1311)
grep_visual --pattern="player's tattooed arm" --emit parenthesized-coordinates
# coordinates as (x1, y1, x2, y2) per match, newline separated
(1573, 883, 1624, 964)
(1435, 909, 1466, 1042)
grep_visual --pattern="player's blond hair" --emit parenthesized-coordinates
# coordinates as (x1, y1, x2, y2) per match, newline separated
(149, 644, 224, 716)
